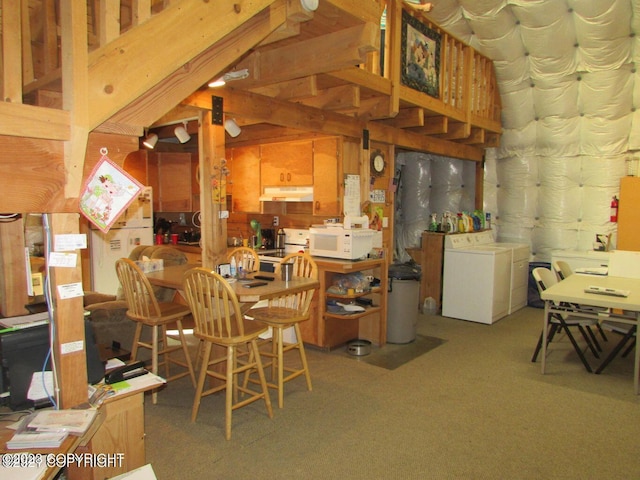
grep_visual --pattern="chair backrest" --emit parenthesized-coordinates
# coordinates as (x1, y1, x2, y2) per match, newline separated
(227, 247, 260, 274)
(281, 252, 318, 279)
(183, 268, 247, 341)
(115, 258, 163, 321)
(552, 260, 573, 280)
(532, 267, 557, 295)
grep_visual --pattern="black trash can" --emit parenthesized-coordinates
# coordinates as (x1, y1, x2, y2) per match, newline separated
(387, 263, 421, 343)
(528, 262, 550, 308)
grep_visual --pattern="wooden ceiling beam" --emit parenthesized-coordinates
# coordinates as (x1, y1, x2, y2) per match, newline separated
(230, 22, 379, 89)
(297, 84, 360, 110)
(183, 87, 365, 139)
(458, 127, 485, 145)
(378, 108, 425, 128)
(87, 0, 282, 130)
(434, 121, 471, 140)
(250, 76, 319, 100)
(105, 2, 287, 130)
(406, 116, 448, 135)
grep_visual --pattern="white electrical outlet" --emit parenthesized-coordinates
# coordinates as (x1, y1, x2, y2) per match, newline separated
(219, 210, 229, 219)
(273, 216, 279, 226)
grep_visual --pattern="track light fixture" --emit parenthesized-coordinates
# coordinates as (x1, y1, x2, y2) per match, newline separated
(224, 119, 242, 138)
(143, 133, 158, 149)
(174, 122, 191, 143)
(208, 68, 250, 88)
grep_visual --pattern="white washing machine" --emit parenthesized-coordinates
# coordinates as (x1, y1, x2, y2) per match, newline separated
(441, 233, 512, 324)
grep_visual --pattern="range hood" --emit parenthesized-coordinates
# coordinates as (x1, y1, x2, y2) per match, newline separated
(259, 186, 314, 202)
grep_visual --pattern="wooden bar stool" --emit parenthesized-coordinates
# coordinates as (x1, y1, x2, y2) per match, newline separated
(183, 267, 273, 440)
(115, 258, 196, 403)
(248, 253, 317, 408)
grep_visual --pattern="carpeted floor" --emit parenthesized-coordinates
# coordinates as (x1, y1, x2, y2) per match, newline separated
(339, 334, 446, 370)
(142, 307, 640, 479)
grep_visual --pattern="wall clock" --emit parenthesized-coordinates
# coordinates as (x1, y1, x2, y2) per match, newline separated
(370, 150, 386, 176)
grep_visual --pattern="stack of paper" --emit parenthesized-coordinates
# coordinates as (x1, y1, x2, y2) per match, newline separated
(25, 409, 98, 435)
(6, 431, 68, 449)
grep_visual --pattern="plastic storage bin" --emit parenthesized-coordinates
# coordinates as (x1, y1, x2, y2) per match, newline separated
(387, 263, 421, 344)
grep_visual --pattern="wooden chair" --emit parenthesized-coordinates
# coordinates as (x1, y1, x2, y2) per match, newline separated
(227, 247, 260, 276)
(182, 267, 273, 440)
(247, 253, 317, 408)
(530, 267, 601, 372)
(115, 258, 196, 403)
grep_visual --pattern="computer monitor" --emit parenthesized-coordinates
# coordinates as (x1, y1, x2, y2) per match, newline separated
(0, 319, 104, 410)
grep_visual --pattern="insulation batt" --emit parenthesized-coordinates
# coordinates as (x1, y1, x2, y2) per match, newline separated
(395, 0, 640, 262)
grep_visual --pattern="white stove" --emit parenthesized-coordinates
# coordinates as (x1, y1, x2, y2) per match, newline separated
(258, 228, 309, 272)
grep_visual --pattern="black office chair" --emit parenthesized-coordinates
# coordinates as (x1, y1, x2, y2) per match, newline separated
(530, 267, 601, 372)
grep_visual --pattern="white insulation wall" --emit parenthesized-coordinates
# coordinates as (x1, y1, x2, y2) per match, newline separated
(396, 0, 640, 263)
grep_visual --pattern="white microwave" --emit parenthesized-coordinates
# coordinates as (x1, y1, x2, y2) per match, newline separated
(309, 227, 374, 260)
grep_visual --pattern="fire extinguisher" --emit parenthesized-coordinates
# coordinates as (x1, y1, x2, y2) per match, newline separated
(610, 195, 619, 223)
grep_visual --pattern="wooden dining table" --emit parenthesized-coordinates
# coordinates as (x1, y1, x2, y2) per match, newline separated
(145, 263, 320, 307)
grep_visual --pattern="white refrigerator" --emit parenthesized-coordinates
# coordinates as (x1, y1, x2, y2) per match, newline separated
(90, 186, 154, 295)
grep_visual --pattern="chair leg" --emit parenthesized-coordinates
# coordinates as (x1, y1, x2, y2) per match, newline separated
(151, 325, 159, 403)
(131, 322, 143, 361)
(250, 339, 273, 419)
(225, 345, 234, 440)
(576, 325, 599, 359)
(531, 324, 558, 363)
(596, 323, 608, 342)
(585, 326, 602, 352)
(176, 320, 196, 387)
(294, 323, 312, 392)
(276, 326, 285, 409)
(191, 342, 212, 423)
(596, 328, 637, 374)
(561, 324, 593, 373)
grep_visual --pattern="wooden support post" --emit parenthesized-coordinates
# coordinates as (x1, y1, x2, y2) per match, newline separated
(198, 110, 227, 269)
(48, 213, 88, 408)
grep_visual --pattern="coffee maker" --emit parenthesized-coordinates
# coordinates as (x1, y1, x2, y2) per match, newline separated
(260, 229, 276, 249)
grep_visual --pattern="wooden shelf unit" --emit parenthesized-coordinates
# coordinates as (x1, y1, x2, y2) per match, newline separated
(300, 256, 388, 350)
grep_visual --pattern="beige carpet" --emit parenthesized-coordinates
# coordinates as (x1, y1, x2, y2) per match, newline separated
(339, 334, 446, 370)
(142, 307, 640, 479)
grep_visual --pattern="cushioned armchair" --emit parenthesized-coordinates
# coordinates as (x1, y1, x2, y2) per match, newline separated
(85, 245, 189, 354)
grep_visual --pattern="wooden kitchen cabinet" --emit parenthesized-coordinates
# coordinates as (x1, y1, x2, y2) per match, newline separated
(148, 152, 192, 212)
(261, 140, 313, 186)
(313, 137, 341, 216)
(229, 145, 261, 212)
(302, 256, 388, 350)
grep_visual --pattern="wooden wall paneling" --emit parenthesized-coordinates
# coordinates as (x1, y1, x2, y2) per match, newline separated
(0, 216, 29, 317)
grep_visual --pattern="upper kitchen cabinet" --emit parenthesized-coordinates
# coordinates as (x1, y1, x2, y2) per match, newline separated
(228, 146, 261, 213)
(313, 137, 341, 216)
(261, 140, 313, 186)
(148, 152, 192, 212)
